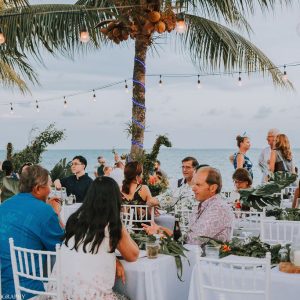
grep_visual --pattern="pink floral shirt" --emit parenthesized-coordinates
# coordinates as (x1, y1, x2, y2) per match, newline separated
(186, 194, 234, 245)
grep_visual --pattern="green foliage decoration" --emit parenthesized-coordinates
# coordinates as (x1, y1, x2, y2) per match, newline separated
(50, 158, 72, 181)
(238, 172, 297, 210)
(9, 123, 65, 172)
(266, 208, 300, 221)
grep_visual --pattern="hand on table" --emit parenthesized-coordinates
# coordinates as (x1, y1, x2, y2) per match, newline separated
(53, 179, 62, 190)
(142, 221, 160, 235)
(116, 259, 126, 284)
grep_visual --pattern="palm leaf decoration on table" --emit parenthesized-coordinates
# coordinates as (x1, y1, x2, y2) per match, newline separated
(238, 172, 297, 210)
(131, 231, 189, 281)
(266, 208, 300, 221)
(50, 158, 72, 181)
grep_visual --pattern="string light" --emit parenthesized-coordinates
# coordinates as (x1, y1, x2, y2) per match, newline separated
(238, 72, 242, 87)
(159, 75, 162, 86)
(0, 29, 5, 45)
(10, 102, 13, 114)
(63, 96, 68, 108)
(282, 65, 288, 82)
(92, 90, 96, 102)
(125, 80, 129, 93)
(176, 13, 187, 34)
(35, 100, 39, 112)
(197, 74, 201, 89)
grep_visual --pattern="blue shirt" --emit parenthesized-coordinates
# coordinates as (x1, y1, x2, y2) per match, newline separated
(0, 193, 64, 299)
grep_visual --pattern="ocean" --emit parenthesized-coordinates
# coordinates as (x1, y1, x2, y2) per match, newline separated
(1, 148, 299, 190)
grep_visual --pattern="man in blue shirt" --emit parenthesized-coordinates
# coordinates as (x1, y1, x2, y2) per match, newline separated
(0, 165, 64, 300)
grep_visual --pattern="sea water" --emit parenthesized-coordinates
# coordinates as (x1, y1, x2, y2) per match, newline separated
(1, 148, 299, 190)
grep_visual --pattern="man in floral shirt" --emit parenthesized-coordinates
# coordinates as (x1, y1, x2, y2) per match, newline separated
(186, 166, 234, 244)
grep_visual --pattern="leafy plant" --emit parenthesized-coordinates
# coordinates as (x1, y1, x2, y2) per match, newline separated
(198, 236, 290, 265)
(9, 123, 65, 172)
(50, 158, 72, 181)
(266, 208, 300, 221)
(131, 231, 189, 281)
(239, 172, 297, 210)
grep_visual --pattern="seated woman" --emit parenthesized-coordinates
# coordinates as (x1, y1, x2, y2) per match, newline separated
(121, 161, 159, 207)
(232, 168, 252, 211)
(57, 176, 139, 299)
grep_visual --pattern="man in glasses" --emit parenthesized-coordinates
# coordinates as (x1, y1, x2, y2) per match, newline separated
(258, 128, 280, 183)
(54, 155, 93, 203)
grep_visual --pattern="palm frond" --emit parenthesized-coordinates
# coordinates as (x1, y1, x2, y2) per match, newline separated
(180, 14, 292, 88)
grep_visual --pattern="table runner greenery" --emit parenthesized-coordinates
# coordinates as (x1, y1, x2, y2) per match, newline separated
(131, 232, 189, 281)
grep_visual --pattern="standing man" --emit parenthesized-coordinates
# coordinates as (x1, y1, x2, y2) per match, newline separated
(94, 156, 106, 177)
(54, 155, 93, 203)
(258, 128, 280, 183)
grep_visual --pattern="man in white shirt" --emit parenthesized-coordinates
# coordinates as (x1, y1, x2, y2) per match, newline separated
(258, 128, 280, 183)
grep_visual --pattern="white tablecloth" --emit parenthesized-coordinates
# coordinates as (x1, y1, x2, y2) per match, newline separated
(114, 245, 197, 300)
(61, 203, 82, 224)
(188, 261, 300, 300)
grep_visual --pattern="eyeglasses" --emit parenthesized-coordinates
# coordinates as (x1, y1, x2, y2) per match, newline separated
(71, 163, 84, 166)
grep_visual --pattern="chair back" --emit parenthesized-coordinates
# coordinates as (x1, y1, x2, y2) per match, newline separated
(196, 248, 271, 300)
(260, 219, 300, 245)
(121, 204, 154, 231)
(9, 238, 62, 299)
(121, 208, 134, 232)
(233, 210, 265, 233)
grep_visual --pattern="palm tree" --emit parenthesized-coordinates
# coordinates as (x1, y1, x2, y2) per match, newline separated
(0, 0, 292, 157)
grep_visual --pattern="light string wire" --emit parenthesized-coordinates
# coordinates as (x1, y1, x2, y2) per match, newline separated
(1, 61, 300, 108)
(131, 57, 146, 149)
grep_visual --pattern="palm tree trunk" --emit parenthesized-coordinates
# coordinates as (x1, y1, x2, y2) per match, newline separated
(130, 36, 149, 159)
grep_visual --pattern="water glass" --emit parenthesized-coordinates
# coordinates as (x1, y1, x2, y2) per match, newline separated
(205, 245, 220, 258)
(146, 242, 159, 259)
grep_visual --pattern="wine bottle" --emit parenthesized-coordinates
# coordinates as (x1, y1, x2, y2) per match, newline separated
(173, 218, 182, 242)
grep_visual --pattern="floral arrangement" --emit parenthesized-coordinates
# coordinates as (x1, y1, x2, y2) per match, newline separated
(198, 236, 290, 264)
(266, 208, 300, 221)
(131, 232, 189, 281)
(148, 174, 169, 196)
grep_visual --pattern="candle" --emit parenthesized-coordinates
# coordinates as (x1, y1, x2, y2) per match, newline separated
(292, 250, 300, 267)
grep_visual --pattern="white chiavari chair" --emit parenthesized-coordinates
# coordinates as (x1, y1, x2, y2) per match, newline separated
(9, 238, 62, 300)
(174, 205, 194, 232)
(260, 219, 300, 245)
(121, 208, 134, 232)
(121, 204, 154, 231)
(196, 247, 271, 300)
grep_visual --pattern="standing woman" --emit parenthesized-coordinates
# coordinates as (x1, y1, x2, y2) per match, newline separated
(269, 134, 295, 174)
(233, 135, 253, 178)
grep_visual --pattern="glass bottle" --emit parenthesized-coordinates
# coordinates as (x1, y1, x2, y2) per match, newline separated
(173, 218, 182, 242)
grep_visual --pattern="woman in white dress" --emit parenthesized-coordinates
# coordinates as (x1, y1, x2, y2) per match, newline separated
(57, 176, 139, 299)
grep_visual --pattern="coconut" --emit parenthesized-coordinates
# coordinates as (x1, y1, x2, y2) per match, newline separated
(107, 31, 114, 40)
(112, 28, 121, 37)
(155, 21, 166, 33)
(148, 11, 161, 23)
(100, 28, 108, 34)
(144, 21, 155, 32)
(107, 21, 116, 30)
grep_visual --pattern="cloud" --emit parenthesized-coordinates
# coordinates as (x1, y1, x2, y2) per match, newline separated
(61, 110, 84, 117)
(202, 108, 223, 117)
(253, 106, 272, 119)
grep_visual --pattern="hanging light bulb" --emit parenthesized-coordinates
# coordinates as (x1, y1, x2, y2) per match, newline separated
(80, 28, 90, 43)
(197, 75, 202, 89)
(282, 65, 288, 82)
(35, 100, 40, 112)
(0, 30, 5, 45)
(159, 75, 162, 87)
(125, 80, 129, 93)
(10, 102, 14, 114)
(238, 72, 242, 87)
(176, 13, 186, 34)
(92, 90, 96, 102)
(63, 96, 68, 108)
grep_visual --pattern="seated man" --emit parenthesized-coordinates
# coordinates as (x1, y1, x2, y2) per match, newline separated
(0, 165, 64, 300)
(54, 155, 93, 203)
(143, 166, 234, 244)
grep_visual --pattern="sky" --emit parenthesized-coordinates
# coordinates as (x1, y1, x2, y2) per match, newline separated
(0, 1, 300, 150)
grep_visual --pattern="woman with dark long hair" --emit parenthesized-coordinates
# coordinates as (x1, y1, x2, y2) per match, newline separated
(269, 134, 295, 174)
(121, 161, 159, 206)
(58, 176, 139, 299)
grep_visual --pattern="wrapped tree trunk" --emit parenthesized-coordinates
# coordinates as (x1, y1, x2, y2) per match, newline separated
(130, 36, 149, 159)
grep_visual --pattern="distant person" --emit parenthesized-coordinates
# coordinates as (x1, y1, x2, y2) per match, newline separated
(153, 160, 167, 178)
(233, 135, 253, 178)
(258, 128, 280, 183)
(0, 165, 64, 299)
(94, 156, 106, 178)
(54, 155, 93, 203)
(109, 152, 126, 187)
(269, 134, 295, 174)
(0, 160, 19, 203)
(18, 162, 33, 177)
(51, 176, 139, 299)
(103, 165, 113, 176)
